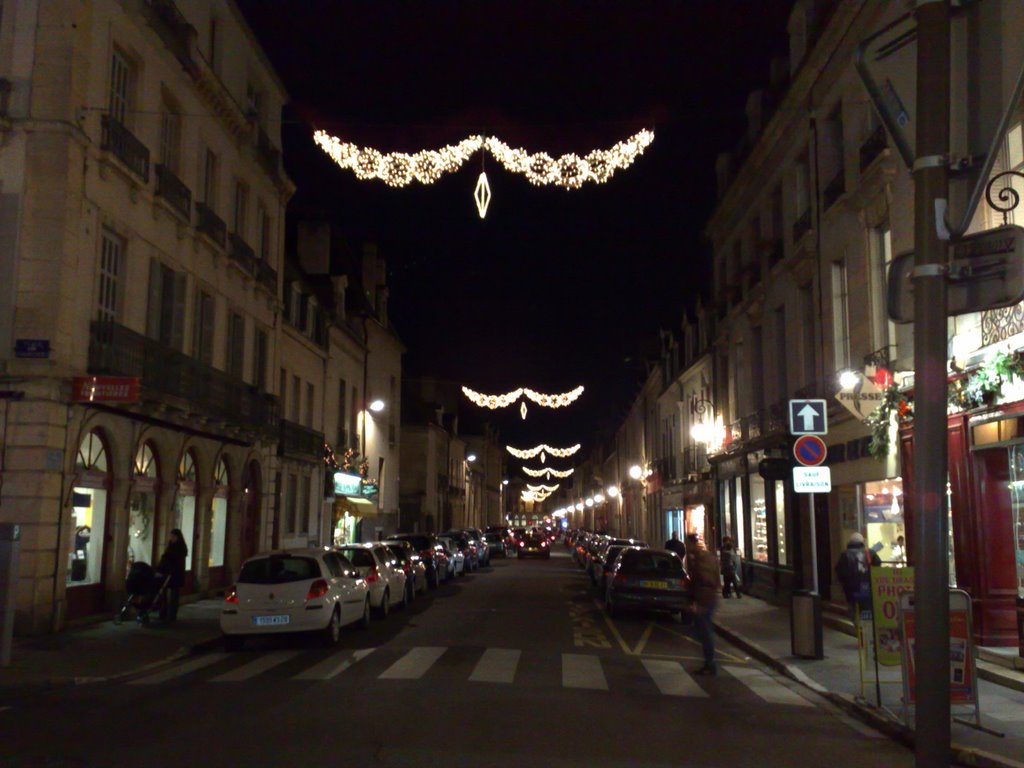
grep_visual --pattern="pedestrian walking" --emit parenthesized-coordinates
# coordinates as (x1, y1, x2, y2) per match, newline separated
(156, 529, 188, 623)
(664, 531, 686, 559)
(685, 534, 720, 675)
(833, 532, 880, 622)
(720, 537, 742, 598)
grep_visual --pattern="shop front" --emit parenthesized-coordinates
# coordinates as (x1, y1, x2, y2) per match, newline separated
(66, 430, 112, 619)
(174, 450, 199, 593)
(332, 471, 378, 543)
(127, 441, 160, 570)
(207, 458, 230, 589)
(663, 479, 713, 547)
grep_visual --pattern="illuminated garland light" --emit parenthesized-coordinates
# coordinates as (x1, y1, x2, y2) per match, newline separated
(527, 483, 560, 493)
(506, 444, 581, 460)
(522, 466, 574, 479)
(462, 385, 584, 419)
(314, 129, 654, 216)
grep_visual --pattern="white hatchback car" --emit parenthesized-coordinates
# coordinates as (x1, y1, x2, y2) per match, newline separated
(220, 548, 370, 651)
(335, 543, 408, 618)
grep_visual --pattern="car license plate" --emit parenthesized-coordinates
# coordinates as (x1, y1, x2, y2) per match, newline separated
(641, 580, 668, 589)
(527, 547, 537, 552)
(252, 614, 289, 626)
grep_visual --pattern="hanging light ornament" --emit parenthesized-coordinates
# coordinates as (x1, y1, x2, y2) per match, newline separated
(522, 466, 574, 479)
(462, 385, 584, 419)
(506, 443, 581, 460)
(527, 483, 560, 493)
(313, 129, 654, 215)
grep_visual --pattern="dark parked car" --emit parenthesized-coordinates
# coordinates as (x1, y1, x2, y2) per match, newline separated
(483, 532, 507, 558)
(604, 548, 689, 619)
(443, 531, 480, 571)
(590, 540, 647, 587)
(382, 540, 428, 600)
(389, 533, 447, 588)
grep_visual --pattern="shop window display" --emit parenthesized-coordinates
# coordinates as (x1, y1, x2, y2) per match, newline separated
(685, 504, 706, 545)
(209, 458, 228, 568)
(774, 481, 788, 566)
(176, 451, 198, 571)
(128, 443, 158, 567)
(862, 478, 905, 565)
(68, 432, 108, 586)
(1013, 445, 1024, 600)
(750, 473, 768, 562)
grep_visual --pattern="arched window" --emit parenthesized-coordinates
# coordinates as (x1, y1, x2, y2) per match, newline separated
(209, 458, 229, 568)
(77, 431, 108, 473)
(69, 431, 110, 586)
(129, 442, 160, 565)
(175, 449, 198, 572)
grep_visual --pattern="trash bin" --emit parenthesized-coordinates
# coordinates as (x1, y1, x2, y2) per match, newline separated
(791, 589, 823, 659)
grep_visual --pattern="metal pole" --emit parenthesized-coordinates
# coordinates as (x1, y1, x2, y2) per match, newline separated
(808, 492, 818, 594)
(912, 2, 951, 765)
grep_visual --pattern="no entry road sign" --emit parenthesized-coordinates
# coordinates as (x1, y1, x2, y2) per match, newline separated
(793, 435, 828, 467)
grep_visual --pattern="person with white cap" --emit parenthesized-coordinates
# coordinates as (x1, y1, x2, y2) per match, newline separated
(834, 531, 881, 621)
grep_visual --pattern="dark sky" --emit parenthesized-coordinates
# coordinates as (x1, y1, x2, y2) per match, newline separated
(237, 0, 792, 451)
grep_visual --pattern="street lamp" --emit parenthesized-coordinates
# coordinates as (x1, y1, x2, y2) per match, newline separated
(629, 465, 643, 480)
(839, 369, 860, 389)
(467, 453, 477, 462)
(369, 399, 386, 413)
(606, 485, 619, 498)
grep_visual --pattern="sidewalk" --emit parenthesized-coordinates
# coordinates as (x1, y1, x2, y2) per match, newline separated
(0, 600, 223, 691)
(713, 595, 1024, 768)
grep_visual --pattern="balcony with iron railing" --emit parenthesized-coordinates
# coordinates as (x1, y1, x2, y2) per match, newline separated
(859, 124, 888, 172)
(255, 259, 278, 294)
(155, 163, 191, 220)
(682, 444, 710, 476)
(88, 321, 278, 437)
(101, 116, 150, 182)
(143, 0, 196, 74)
(229, 232, 258, 275)
(195, 202, 226, 248)
(279, 419, 325, 461)
(792, 208, 812, 243)
(822, 168, 846, 210)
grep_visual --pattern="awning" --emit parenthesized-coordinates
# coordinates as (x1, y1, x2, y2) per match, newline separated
(334, 495, 376, 519)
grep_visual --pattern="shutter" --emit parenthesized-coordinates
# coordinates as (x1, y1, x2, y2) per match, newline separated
(146, 259, 163, 340)
(171, 271, 186, 351)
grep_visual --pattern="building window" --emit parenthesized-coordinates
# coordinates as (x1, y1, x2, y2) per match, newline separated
(233, 180, 249, 236)
(869, 226, 895, 359)
(285, 473, 297, 534)
(299, 475, 310, 534)
(159, 98, 181, 173)
(831, 261, 851, 370)
(257, 203, 271, 261)
(800, 283, 816, 385)
(279, 367, 287, 404)
(192, 289, 215, 366)
(207, 17, 221, 74)
(97, 229, 123, 323)
(226, 310, 245, 379)
(109, 48, 133, 125)
(202, 149, 218, 208)
(305, 382, 315, 429)
(351, 386, 359, 448)
(1002, 123, 1024, 226)
(253, 327, 268, 390)
(337, 380, 348, 447)
(147, 260, 185, 351)
(291, 375, 301, 422)
(246, 82, 264, 124)
(773, 306, 787, 402)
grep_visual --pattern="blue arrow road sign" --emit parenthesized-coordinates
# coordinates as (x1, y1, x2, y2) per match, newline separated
(789, 399, 827, 435)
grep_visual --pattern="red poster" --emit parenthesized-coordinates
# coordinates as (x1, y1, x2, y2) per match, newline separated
(71, 376, 141, 403)
(901, 598, 974, 705)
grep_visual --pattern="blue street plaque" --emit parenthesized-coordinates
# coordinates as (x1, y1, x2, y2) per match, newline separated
(14, 339, 50, 359)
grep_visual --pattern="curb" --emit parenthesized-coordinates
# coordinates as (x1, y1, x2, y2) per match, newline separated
(712, 620, 1024, 768)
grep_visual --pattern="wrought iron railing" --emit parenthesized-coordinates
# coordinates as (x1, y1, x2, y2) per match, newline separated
(792, 208, 811, 242)
(255, 260, 278, 294)
(101, 116, 150, 182)
(88, 321, 278, 435)
(143, 0, 196, 73)
(822, 168, 845, 210)
(859, 124, 888, 171)
(229, 232, 257, 275)
(155, 163, 191, 220)
(863, 345, 896, 370)
(279, 419, 324, 461)
(196, 202, 226, 247)
(682, 444, 710, 475)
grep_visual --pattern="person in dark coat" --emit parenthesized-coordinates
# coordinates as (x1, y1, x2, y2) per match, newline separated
(834, 532, 881, 621)
(686, 535, 720, 675)
(664, 531, 687, 559)
(719, 537, 742, 599)
(156, 529, 188, 623)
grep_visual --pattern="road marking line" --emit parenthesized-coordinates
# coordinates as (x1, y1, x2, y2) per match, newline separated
(562, 653, 608, 690)
(292, 648, 376, 681)
(129, 653, 229, 685)
(469, 648, 520, 684)
(633, 623, 655, 656)
(642, 658, 709, 697)
(211, 650, 302, 682)
(595, 599, 637, 656)
(723, 665, 813, 707)
(652, 623, 746, 662)
(379, 647, 446, 680)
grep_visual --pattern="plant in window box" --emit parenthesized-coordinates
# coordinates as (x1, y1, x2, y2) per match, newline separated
(947, 349, 1024, 411)
(866, 383, 913, 459)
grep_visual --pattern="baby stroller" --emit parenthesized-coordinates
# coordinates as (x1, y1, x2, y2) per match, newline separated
(115, 561, 171, 625)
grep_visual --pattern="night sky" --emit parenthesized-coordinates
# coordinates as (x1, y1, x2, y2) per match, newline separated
(236, 0, 792, 451)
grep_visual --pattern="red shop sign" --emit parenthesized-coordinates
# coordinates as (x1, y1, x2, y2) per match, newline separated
(71, 376, 141, 403)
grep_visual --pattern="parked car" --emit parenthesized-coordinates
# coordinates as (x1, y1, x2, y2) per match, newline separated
(596, 543, 646, 593)
(604, 548, 689, 619)
(335, 543, 408, 617)
(517, 531, 551, 559)
(220, 548, 370, 651)
(465, 527, 490, 566)
(589, 538, 648, 584)
(389, 532, 447, 588)
(437, 536, 465, 577)
(483, 532, 507, 558)
(383, 540, 428, 600)
(444, 531, 479, 572)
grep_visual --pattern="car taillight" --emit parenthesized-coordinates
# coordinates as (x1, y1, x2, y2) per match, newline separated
(225, 586, 238, 604)
(306, 579, 329, 599)
(541, 541, 548, 547)
(613, 572, 628, 583)
(365, 566, 379, 583)
(420, 549, 434, 560)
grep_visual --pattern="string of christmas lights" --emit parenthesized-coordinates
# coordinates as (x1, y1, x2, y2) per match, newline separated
(461, 386, 525, 409)
(462, 385, 584, 419)
(506, 444, 581, 460)
(522, 466, 574, 478)
(527, 483, 560, 493)
(523, 386, 584, 407)
(313, 128, 654, 217)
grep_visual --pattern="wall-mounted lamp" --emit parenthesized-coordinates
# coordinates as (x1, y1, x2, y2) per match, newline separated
(369, 399, 386, 413)
(629, 465, 643, 480)
(467, 453, 477, 462)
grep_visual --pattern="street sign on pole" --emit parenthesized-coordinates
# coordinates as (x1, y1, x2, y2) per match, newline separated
(788, 399, 827, 435)
(793, 466, 832, 493)
(793, 435, 828, 467)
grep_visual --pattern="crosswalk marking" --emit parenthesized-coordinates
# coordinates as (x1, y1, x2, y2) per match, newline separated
(469, 648, 520, 684)
(562, 653, 608, 690)
(292, 648, 376, 681)
(723, 665, 813, 707)
(211, 650, 303, 682)
(641, 659, 708, 697)
(129, 653, 229, 685)
(379, 647, 446, 680)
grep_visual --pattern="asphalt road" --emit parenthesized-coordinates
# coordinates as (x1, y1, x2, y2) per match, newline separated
(0, 549, 913, 768)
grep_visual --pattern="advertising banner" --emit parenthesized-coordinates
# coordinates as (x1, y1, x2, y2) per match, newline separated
(869, 566, 915, 666)
(899, 590, 976, 706)
(71, 376, 140, 403)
